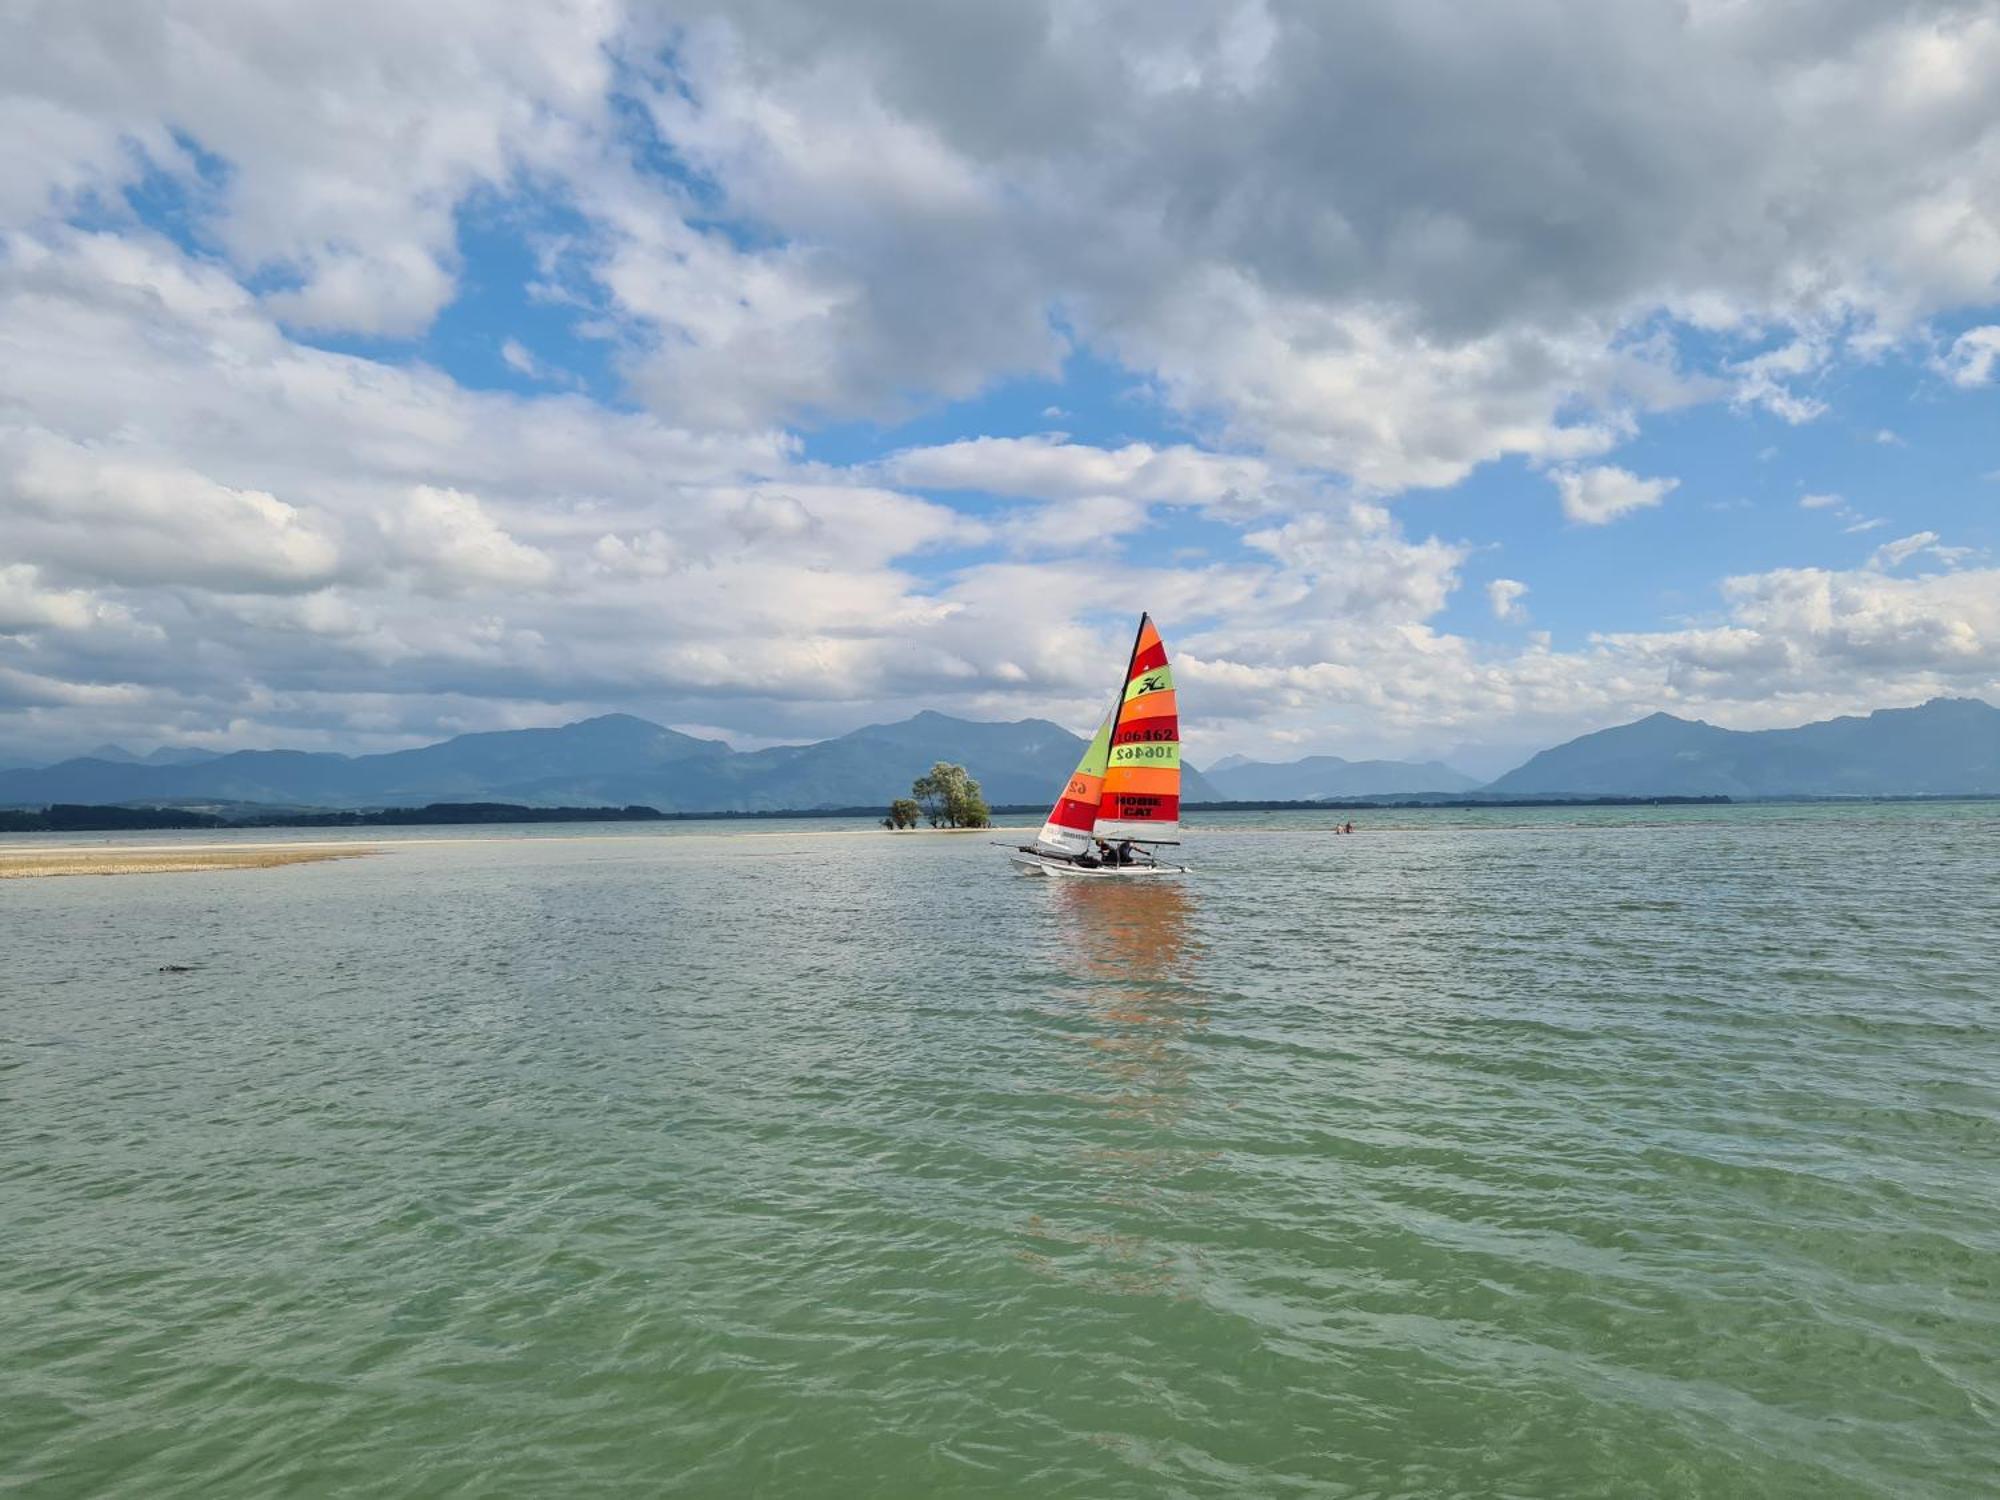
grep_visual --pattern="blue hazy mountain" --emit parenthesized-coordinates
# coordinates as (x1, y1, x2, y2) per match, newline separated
(0, 711, 1220, 813)
(7, 698, 1994, 810)
(1204, 754, 1479, 800)
(0, 715, 731, 809)
(82, 744, 222, 767)
(0, 744, 217, 771)
(401, 710, 1222, 811)
(1487, 697, 2000, 796)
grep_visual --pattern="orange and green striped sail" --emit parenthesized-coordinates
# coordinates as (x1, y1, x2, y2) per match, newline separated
(1035, 709, 1114, 856)
(1094, 613, 1181, 842)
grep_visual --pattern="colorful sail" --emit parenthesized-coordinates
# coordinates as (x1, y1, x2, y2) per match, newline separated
(1035, 709, 1113, 856)
(1093, 614, 1181, 842)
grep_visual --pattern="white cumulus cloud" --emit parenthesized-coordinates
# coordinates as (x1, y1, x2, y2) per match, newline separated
(378, 486, 557, 593)
(5, 435, 342, 592)
(2, 3, 1999, 763)
(883, 435, 1271, 506)
(1870, 531, 1975, 571)
(1941, 326, 2000, 387)
(1552, 466, 1679, 525)
(1487, 579, 1530, 623)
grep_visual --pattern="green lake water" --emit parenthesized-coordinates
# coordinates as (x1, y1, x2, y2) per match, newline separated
(3, 805, 1997, 1497)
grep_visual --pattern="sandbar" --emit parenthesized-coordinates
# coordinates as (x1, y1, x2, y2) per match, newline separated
(0, 846, 378, 880)
(0, 824, 1048, 878)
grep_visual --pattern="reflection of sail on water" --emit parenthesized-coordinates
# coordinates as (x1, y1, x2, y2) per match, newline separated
(1058, 881, 1199, 1121)
(1021, 882, 1206, 1295)
(1058, 881, 1195, 1019)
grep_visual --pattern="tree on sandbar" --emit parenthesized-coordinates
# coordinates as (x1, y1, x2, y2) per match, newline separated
(910, 762, 990, 828)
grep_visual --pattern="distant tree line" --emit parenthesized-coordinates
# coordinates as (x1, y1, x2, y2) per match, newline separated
(264, 803, 667, 826)
(0, 802, 669, 833)
(0, 804, 228, 833)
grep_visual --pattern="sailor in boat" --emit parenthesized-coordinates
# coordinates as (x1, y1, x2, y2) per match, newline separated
(1090, 838, 1135, 867)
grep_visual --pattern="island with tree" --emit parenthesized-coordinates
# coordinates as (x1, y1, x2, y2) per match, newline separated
(887, 762, 990, 828)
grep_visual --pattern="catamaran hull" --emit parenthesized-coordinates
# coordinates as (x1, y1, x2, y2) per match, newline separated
(1009, 849, 1188, 878)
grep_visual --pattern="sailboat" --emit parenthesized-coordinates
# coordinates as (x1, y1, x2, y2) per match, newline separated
(1009, 613, 1189, 878)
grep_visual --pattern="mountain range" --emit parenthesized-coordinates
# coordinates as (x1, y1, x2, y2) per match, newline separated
(1, 696, 1994, 812)
(0, 711, 1223, 814)
(1203, 754, 1480, 800)
(1487, 697, 2000, 797)
(79, 744, 221, 767)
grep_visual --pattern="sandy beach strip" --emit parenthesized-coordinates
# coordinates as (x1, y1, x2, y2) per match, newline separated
(0, 826, 1038, 877)
(0, 846, 378, 880)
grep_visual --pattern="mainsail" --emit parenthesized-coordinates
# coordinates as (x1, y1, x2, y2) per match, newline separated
(1034, 709, 1113, 857)
(1094, 614, 1181, 842)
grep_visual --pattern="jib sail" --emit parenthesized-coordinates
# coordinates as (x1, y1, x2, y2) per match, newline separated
(1034, 709, 1114, 857)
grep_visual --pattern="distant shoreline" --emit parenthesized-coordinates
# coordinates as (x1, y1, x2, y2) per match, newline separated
(8, 791, 2000, 838)
(7, 795, 1997, 874)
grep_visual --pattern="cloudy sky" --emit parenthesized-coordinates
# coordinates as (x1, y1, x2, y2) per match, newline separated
(3, 0, 1997, 772)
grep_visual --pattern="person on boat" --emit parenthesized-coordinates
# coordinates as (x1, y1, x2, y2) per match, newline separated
(1076, 846, 1101, 868)
(1115, 839, 1136, 865)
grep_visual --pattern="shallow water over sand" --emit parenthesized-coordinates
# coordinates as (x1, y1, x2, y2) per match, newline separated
(5, 805, 1997, 1496)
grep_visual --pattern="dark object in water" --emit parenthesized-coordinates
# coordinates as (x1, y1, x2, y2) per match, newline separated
(157, 964, 198, 974)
